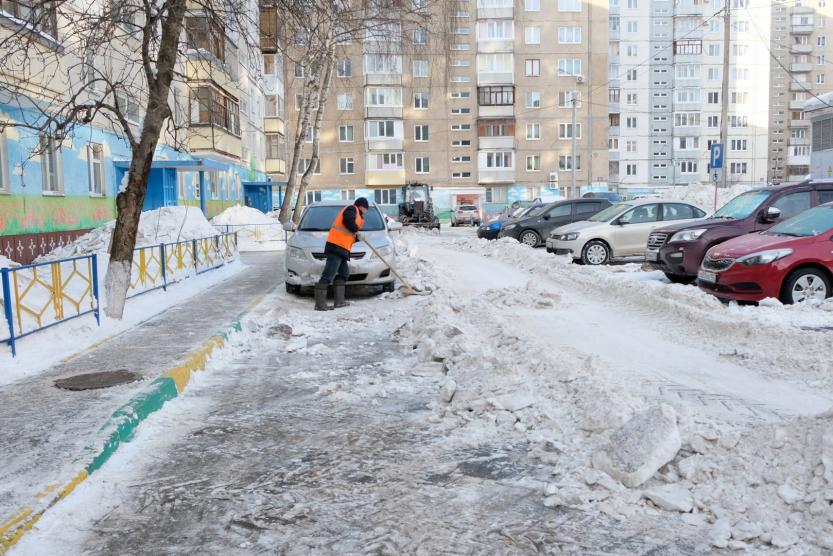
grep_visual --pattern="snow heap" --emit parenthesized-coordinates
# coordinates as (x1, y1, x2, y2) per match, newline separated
(37, 206, 217, 261)
(0, 254, 17, 269)
(212, 205, 274, 226)
(662, 182, 756, 213)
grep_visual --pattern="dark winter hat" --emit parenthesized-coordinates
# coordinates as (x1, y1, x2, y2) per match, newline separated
(354, 197, 369, 209)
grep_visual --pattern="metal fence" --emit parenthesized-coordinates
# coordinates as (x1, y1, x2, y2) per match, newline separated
(213, 223, 286, 248)
(1, 232, 237, 356)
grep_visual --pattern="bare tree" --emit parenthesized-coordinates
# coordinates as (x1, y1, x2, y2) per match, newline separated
(0, 0, 259, 318)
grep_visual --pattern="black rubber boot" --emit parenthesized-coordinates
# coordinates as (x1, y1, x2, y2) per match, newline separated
(334, 280, 349, 308)
(314, 283, 332, 311)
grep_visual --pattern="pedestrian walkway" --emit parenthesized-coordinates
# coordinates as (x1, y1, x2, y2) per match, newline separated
(0, 253, 282, 519)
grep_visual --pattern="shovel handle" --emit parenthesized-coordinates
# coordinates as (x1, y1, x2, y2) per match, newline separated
(363, 241, 419, 292)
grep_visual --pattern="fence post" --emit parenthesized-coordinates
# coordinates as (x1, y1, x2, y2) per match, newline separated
(1, 268, 16, 357)
(91, 254, 101, 327)
(193, 238, 199, 274)
(160, 243, 168, 291)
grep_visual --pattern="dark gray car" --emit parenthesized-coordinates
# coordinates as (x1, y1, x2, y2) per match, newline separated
(497, 199, 612, 247)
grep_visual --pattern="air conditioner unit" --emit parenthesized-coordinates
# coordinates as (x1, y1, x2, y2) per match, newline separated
(548, 172, 559, 183)
(576, 75, 585, 83)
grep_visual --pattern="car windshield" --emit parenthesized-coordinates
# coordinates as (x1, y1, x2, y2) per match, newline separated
(299, 205, 386, 232)
(712, 190, 774, 220)
(588, 203, 632, 222)
(765, 205, 833, 237)
(525, 206, 546, 217)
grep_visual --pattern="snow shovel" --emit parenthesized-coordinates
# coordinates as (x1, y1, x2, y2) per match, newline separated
(363, 240, 431, 296)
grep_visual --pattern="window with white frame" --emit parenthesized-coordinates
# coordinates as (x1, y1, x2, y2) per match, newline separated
(525, 26, 540, 44)
(679, 161, 698, 174)
(451, 123, 472, 131)
(413, 27, 428, 45)
(559, 155, 581, 170)
(366, 87, 403, 107)
(526, 91, 541, 107)
(627, 0, 637, 7)
(559, 123, 581, 139)
(40, 134, 62, 193)
(451, 139, 472, 147)
(526, 155, 541, 171)
(341, 189, 357, 201)
(451, 155, 472, 163)
(415, 156, 430, 173)
(626, 116, 637, 128)
(676, 88, 700, 103)
(625, 92, 637, 105)
(558, 26, 581, 43)
(627, 20, 637, 32)
(731, 139, 748, 151)
(415, 124, 429, 141)
(367, 120, 397, 138)
(558, 0, 581, 12)
(676, 64, 700, 79)
(626, 68, 637, 80)
(677, 136, 700, 150)
(729, 115, 748, 127)
(525, 0, 540, 10)
(525, 58, 540, 76)
(708, 115, 719, 127)
(730, 162, 748, 174)
(625, 163, 637, 176)
(305, 190, 322, 204)
(450, 91, 471, 99)
(451, 107, 471, 115)
(818, 73, 827, 84)
(339, 125, 354, 142)
(375, 188, 398, 204)
(340, 157, 355, 174)
(526, 123, 541, 139)
(477, 20, 513, 40)
(483, 151, 513, 168)
(608, 137, 619, 150)
(674, 112, 700, 126)
(87, 143, 104, 196)
(413, 60, 429, 77)
(337, 58, 352, 77)
(363, 54, 402, 74)
(558, 59, 581, 76)
(626, 140, 637, 153)
(298, 159, 321, 174)
(368, 152, 404, 170)
(485, 186, 508, 203)
(707, 67, 719, 80)
(707, 91, 719, 104)
(337, 93, 353, 110)
(414, 92, 429, 109)
(452, 171, 472, 179)
(626, 44, 637, 56)
(708, 44, 720, 56)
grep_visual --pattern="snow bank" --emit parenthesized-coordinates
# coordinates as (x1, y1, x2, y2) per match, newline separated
(0, 254, 17, 269)
(37, 206, 217, 262)
(212, 205, 273, 226)
(662, 182, 756, 213)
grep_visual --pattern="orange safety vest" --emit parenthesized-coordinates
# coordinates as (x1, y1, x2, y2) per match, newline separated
(327, 205, 364, 252)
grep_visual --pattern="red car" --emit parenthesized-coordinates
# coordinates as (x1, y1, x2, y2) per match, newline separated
(698, 203, 833, 304)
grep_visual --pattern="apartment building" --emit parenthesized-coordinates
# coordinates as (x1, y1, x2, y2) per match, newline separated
(768, 0, 833, 184)
(0, 2, 286, 263)
(282, 0, 609, 215)
(609, 0, 771, 196)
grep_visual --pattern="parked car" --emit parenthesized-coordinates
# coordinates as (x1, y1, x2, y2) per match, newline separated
(547, 199, 706, 265)
(499, 199, 612, 247)
(451, 205, 481, 227)
(698, 202, 833, 304)
(583, 191, 624, 203)
(283, 201, 400, 294)
(477, 204, 545, 240)
(646, 181, 833, 284)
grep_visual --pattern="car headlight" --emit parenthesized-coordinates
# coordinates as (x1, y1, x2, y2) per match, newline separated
(670, 228, 707, 243)
(288, 246, 306, 261)
(375, 244, 394, 258)
(559, 232, 580, 241)
(737, 248, 793, 266)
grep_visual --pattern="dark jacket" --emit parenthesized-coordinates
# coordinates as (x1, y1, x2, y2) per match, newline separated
(324, 205, 360, 259)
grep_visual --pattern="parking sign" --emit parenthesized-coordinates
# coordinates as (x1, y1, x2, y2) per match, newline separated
(710, 143, 724, 169)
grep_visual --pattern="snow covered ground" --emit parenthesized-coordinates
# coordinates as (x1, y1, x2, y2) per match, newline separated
(11, 227, 833, 554)
(213, 205, 286, 252)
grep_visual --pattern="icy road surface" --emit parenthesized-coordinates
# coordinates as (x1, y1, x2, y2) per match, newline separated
(14, 228, 833, 554)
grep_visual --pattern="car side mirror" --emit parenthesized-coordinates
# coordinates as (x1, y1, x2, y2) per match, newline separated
(388, 221, 403, 232)
(614, 218, 629, 226)
(282, 221, 296, 232)
(761, 206, 782, 223)
(542, 214, 550, 220)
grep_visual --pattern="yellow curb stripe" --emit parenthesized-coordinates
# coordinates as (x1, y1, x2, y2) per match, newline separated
(0, 509, 31, 538)
(161, 336, 225, 393)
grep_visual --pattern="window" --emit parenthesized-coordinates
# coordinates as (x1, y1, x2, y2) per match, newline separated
(478, 119, 514, 137)
(478, 20, 513, 40)
(674, 39, 702, 55)
(337, 59, 352, 77)
(525, 0, 540, 9)
(191, 87, 240, 135)
(452, 172, 472, 179)
(294, 94, 303, 111)
(366, 87, 403, 107)
(485, 187, 508, 203)
(626, 116, 637, 129)
(558, 59, 581, 76)
(451, 91, 471, 99)
(375, 188, 398, 204)
(626, 140, 637, 153)
(340, 158, 355, 174)
(729, 162, 748, 175)
(626, 45, 637, 57)
(369, 153, 404, 170)
(40, 134, 62, 193)
(558, 0, 581, 11)
(559, 123, 581, 139)
(526, 123, 541, 140)
(294, 63, 305, 78)
(772, 191, 812, 218)
(676, 89, 700, 103)
(83, 142, 105, 196)
(413, 27, 428, 45)
(559, 27, 582, 44)
(415, 124, 429, 141)
(367, 120, 396, 138)
(364, 54, 403, 74)
(818, 74, 827, 84)
(708, 115, 719, 128)
(479, 85, 514, 106)
(731, 68, 750, 80)
(525, 26, 541, 44)
(625, 163, 637, 176)
(415, 157, 430, 173)
(186, 16, 225, 61)
(451, 139, 472, 147)
(298, 159, 321, 175)
(525, 59, 540, 77)
(414, 92, 429, 109)
(609, 137, 619, 150)
(627, 69, 637, 81)
(708, 68, 720, 80)
(708, 44, 720, 56)
(818, 55, 826, 65)
(339, 125, 354, 142)
(731, 139, 748, 151)
(627, 20, 638, 33)
(526, 91, 541, 108)
(677, 137, 700, 150)
(729, 115, 748, 128)
(679, 161, 698, 174)
(116, 93, 144, 125)
(337, 93, 353, 110)
(559, 91, 580, 107)
(305, 190, 322, 204)
(663, 203, 701, 220)
(818, 190, 833, 203)
(559, 155, 581, 170)
(676, 64, 699, 79)
(451, 156, 472, 163)
(620, 204, 659, 223)
(526, 155, 541, 171)
(674, 112, 700, 126)
(341, 189, 357, 201)
(413, 60, 429, 77)
(451, 107, 471, 115)
(483, 151, 513, 168)
(819, 36, 827, 46)
(707, 91, 719, 104)
(577, 202, 601, 215)
(451, 124, 472, 131)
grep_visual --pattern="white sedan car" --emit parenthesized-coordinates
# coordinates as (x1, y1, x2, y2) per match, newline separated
(284, 201, 400, 293)
(546, 199, 707, 265)
(451, 205, 481, 227)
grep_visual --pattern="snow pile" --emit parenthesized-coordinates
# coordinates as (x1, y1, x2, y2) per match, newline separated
(662, 182, 757, 212)
(37, 207, 217, 261)
(212, 205, 273, 226)
(0, 254, 17, 269)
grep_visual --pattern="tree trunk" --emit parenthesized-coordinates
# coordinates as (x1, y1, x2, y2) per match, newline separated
(104, 0, 187, 319)
(277, 72, 316, 223)
(293, 51, 334, 224)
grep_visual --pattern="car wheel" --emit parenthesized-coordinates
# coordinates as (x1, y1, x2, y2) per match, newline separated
(519, 230, 540, 247)
(581, 240, 610, 265)
(285, 282, 301, 295)
(782, 268, 831, 304)
(664, 272, 696, 285)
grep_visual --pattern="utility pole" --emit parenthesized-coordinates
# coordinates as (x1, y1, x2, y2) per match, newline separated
(571, 94, 578, 198)
(719, 0, 731, 190)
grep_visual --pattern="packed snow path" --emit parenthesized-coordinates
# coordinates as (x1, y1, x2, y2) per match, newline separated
(13, 230, 833, 554)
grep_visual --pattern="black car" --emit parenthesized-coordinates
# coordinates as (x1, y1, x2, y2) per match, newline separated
(582, 191, 623, 203)
(477, 204, 545, 240)
(497, 199, 612, 247)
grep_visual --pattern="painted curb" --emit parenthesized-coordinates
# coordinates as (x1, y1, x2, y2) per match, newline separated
(0, 320, 246, 553)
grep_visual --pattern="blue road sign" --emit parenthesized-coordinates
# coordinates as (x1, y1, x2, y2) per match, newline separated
(710, 143, 724, 169)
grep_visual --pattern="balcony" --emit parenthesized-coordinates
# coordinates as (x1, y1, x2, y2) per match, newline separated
(477, 38, 514, 53)
(791, 63, 813, 72)
(789, 99, 807, 110)
(478, 105, 513, 117)
(478, 136, 514, 149)
(264, 117, 285, 135)
(791, 44, 813, 54)
(609, 125, 620, 135)
(790, 81, 811, 91)
(477, 72, 514, 85)
(366, 169, 406, 186)
(366, 138, 404, 151)
(365, 73, 403, 86)
(788, 153, 810, 166)
(366, 106, 403, 118)
(791, 24, 814, 34)
(477, 168, 516, 183)
(265, 158, 286, 175)
(186, 54, 240, 96)
(791, 5, 815, 14)
(789, 137, 810, 146)
(477, 6, 513, 19)
(608, 150, 620, 161)
(188, 126, 242, 160)
(790, 119, 811, 127)
(259, 4, 279, 53)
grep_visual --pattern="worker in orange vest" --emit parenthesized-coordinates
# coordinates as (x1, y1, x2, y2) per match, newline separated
(315, 197, 369, 311)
